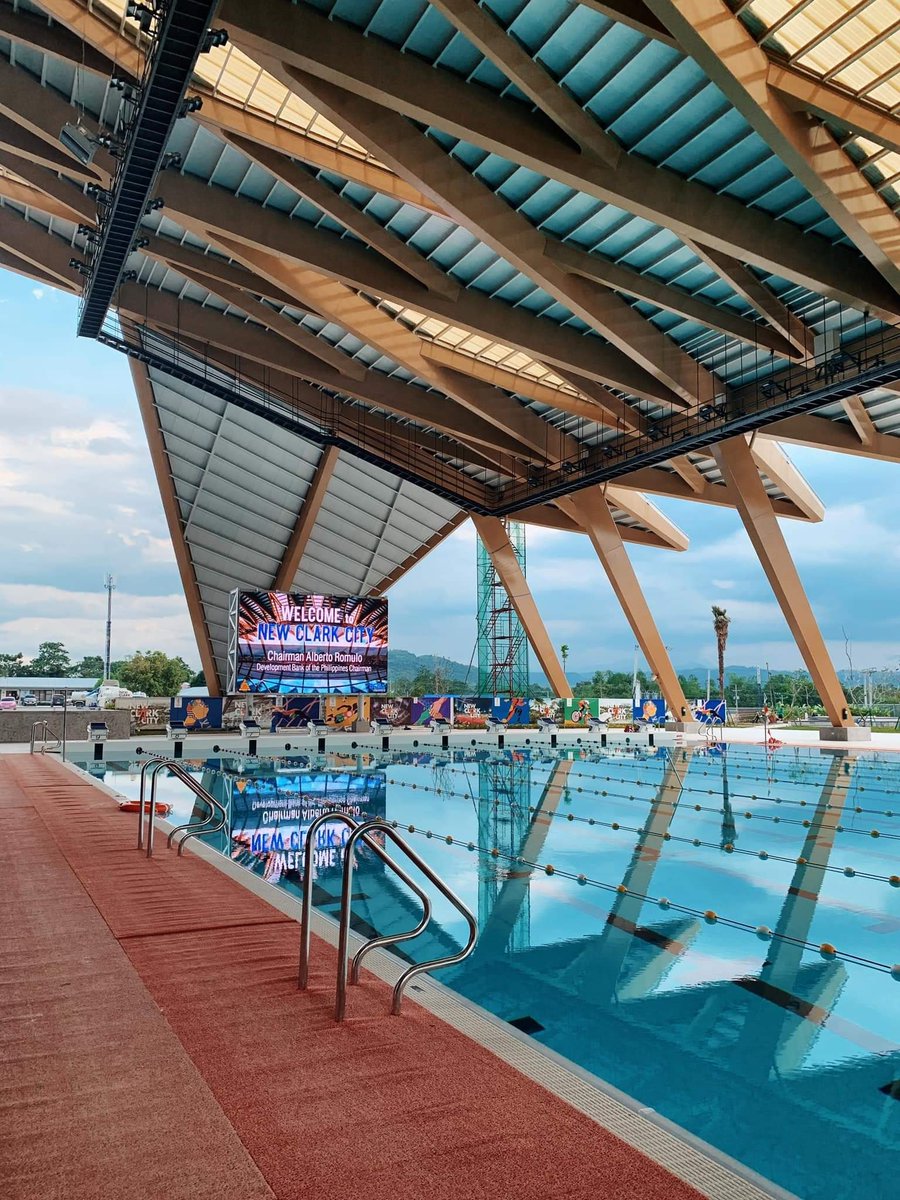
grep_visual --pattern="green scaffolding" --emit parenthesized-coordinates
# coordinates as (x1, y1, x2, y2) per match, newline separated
(476, 520, 529, 697)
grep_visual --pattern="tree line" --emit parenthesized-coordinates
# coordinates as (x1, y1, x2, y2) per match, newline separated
(0, 643, 197, 697)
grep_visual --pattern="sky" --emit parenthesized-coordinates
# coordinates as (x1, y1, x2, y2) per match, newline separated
(1, 267, 896, 676)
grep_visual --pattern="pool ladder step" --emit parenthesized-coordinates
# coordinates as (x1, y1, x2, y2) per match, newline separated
(299, 810, 478, 1021)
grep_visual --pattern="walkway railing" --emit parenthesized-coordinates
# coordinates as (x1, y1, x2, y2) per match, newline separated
(299, 810, 478, 1021)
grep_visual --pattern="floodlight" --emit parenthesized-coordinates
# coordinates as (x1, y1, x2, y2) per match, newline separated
(60, 122, 96, 166)
(126, 3, 155, 32)
(86, 183, 111, 203)
(202, 28, 228, 52)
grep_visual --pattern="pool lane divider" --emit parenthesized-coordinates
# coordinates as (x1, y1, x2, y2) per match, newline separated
(387, 774, 900, 887)
(381, 817, 900, 981)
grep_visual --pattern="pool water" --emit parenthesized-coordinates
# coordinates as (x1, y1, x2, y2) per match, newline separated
(76, 743, 900, 1200)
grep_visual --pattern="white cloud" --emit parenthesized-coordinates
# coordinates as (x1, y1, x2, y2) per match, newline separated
(31, 288, 44, 301)
(0, 585, 194, 662)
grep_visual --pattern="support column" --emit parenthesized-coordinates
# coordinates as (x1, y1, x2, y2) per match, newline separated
(129, 359, 221, 696)
(471, 515, 570, 697)
(559, 490, 692, 723)
(274, 445, 339, 591)
(712, 436, 859, 735)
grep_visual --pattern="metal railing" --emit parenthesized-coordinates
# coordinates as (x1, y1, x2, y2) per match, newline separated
(29, 721, 61, 755)
(298, 809, 478, 1021)
(137, 755, 226, 857)
(298, 811, 433, 992)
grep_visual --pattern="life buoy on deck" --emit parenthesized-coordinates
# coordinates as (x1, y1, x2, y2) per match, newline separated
(117, 799, 172, 816)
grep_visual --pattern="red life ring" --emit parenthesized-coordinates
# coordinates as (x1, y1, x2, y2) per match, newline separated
(118, 799, 172, 816)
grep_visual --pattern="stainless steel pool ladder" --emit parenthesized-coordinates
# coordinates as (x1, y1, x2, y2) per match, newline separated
(137, 756, 227, 858)
(29, 720, 61, 755)
(299, 810, 478, 1021)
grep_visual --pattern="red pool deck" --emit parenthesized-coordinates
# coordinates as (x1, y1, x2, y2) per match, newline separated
(1, 755, 707, 1200)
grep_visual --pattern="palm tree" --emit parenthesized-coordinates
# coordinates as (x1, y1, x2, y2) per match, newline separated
(711, 606, 735, 850)
(711, 606, 731, 702)
(560, 644, 569, 675)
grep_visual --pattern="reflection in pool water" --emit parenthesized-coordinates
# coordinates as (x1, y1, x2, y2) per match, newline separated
(76, 743, 900, 1200)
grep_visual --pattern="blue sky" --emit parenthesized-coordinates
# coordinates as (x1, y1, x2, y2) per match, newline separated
(0, 268, 895, 674)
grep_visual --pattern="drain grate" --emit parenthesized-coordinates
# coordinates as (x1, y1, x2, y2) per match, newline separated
(878, 1080, 900, 1100)
(508, 1015, 545, 1035)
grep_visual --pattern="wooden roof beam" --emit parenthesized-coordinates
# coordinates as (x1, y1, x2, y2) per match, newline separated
(549, 239, 804, 360)
(605, 485, 690, 549)
(768, 64, 900, 158)
(0, 152, 93, 221)
(0, 2, 121, 76)
(0, 57, 115, 184)
(174, 332, 507, 488)
(643, 0, 900, 295)
(218, 0, 900, 322)
(764, 414, 900, 462)
(839, 395, 879, 445)
(255, 62, 711, 407)
(679, 239, 814, 359)
(748, 436, 825, 522)
(610, 462, 812, 519)
(116, 280, 532, 464)
(273, 445, 340, 591)
(129, 356, 222, 695)
(428, 0, 621, 165)
(160, 170, 674, 404)
(220, 132, 459, 300)
(419, 341, 647, 434)
(668, 455, 706, 494)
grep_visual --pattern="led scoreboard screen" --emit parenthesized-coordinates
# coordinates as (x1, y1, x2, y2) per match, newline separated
(228, 591, 388, 695)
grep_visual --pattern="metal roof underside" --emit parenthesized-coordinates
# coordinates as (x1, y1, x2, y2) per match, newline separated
(148, 366, 462, 682)
(0, 1, 897, 550)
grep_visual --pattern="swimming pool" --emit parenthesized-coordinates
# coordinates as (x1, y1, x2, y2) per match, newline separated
(73, 742, 900, 1200)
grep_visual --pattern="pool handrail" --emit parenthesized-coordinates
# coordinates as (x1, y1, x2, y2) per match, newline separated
(29, 720, 61, 755)
(336, 819, 478, 1021)
(137, 755, 227, 857)
(298, 809, 432, 990)
(164, 765, 228, 857)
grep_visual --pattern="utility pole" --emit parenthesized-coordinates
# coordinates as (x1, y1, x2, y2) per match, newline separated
(104, 573, 116, 680)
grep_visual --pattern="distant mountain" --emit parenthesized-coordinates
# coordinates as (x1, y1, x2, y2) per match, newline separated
(389, 649, 475, 685)
(390, 652, 894, 691)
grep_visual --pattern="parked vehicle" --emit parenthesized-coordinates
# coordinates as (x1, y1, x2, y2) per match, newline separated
(50, 694, 65, 708)
(69, 691, 89, 708)
(0, 695, 17, 711)
(97, 684, 132, 707)
(20, 693, 37, 706)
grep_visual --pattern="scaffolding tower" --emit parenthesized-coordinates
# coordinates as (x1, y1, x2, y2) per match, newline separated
(477, 755, 533, 953)
(476, 520, 529, 697)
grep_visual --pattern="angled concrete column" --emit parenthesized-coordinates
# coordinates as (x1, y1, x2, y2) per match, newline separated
(471, 515, 570, 698)
(712, 436, 856, 732)
(129, 359, 222, 695)
(559, 490, 691, 721)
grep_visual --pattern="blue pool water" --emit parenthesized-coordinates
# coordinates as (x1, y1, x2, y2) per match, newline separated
(75, 742, 900, 1200)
